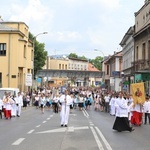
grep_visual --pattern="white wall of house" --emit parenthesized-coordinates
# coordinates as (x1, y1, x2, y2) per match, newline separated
(115, 58, 120, 71)
(115, 78, 122, 92)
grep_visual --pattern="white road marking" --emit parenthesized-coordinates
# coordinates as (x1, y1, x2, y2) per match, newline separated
(82, 109, 89, 118)
(47, 118, 50, 120)
(43, 121, 47, 123)
(12, 138, 25, 145)
(27, 129, 34, 134)
(36, 125, 41, 128)
(90, 126, 104, 150)
(95, 127, 113, 150)
(74, 126, 89, 130)
(50, 115, 53, 117)
(69, 114, 77, 116)
(90, 124, 94, 126)
(36, 128, 66, 134)
(68, 126, 74, 132)
(82, 110, 87, 117)
(36, 126, 89, 134)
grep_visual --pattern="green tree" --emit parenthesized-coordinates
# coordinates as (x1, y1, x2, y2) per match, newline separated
(89, 56, 103, 71)
(34, 41, 47, 77)
(68, 53, 78, 58)
(79, 55, 88, 61)
(29, 32, 48, 78)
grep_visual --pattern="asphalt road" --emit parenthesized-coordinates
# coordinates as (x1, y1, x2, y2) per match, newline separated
(0, 106, 150, 150)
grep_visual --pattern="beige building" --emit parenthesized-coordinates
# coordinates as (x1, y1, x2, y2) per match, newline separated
(43, 56, 69, 86)
(0, 21, 33, 92)
(133, 1, 150, 94)
(43, 56, 97, 87)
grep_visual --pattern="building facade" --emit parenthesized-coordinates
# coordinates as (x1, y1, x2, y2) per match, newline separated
(42, 56, 69, 87)
(120, 26, 134, 93)
(104, 51, 122, 92)
(0, 21, 33, 92)
(42, 56, 101, 87)
(133, 1, 150, 94)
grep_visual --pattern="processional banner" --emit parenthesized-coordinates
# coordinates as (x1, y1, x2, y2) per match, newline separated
(131, 82, 145, 104)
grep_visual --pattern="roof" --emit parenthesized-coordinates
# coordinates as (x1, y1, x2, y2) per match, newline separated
(88, 63, 100, 72)
(134, 1, 149, 17)
(69, 57, 88, 62)
(104, 51, 122, 63)
(119, 26, 134, 46)
(0, 21, 29, 28)
(0, 23, 17, 31)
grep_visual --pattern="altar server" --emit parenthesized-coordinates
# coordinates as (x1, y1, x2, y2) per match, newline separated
(113, 92, 134, 132)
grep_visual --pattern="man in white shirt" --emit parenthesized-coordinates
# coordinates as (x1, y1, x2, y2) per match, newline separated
(104, 93, 110, 113)
(143, 97, 150, 125)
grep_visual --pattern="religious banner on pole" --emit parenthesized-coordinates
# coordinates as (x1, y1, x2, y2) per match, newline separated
(131, 82, 145, 104)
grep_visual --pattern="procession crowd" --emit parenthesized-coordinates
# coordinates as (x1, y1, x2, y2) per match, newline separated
(0, 86, 150, 132)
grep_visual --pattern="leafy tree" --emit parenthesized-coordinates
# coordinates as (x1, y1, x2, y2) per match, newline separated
(89, 56, 103, 71)
(79, 56, 88, 61)
(34, 41, 47, 77)
(29, 32, 48, 78)
(68, 53, 78, 58)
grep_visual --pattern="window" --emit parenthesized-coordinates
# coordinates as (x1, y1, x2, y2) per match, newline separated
(142, 43, 146, 60)
(59, 64, 61, 69)
(0, 73, 2, 88)
(148, 40, 150, 59)
(0, 43, 6, 56)
(62, 64, 64, 70)
(106, 65, 109, 75)
(136, 46, 138, 61)
(24, 45, 26, 58)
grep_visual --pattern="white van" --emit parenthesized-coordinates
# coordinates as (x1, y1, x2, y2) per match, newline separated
(0, 88, 20, 99)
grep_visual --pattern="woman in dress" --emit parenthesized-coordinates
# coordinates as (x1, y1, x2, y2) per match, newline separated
(34, 93, 40, 109)
(40, 94, 46, 114)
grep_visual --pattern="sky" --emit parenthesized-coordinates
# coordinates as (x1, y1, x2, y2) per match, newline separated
(0, 0, 145, 59)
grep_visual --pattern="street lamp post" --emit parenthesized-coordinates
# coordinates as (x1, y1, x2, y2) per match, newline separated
(32, 32, 48, 89)
(94, 49, 105, 59)
(94, 49, 105, 87)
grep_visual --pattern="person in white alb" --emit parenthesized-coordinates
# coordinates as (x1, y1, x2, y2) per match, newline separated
(11, 95, 17, 117)
(113, 92, 134, 132)
(3, 94, 14, 119)
(59, 90, 72, 127)
(109, 94, 116, 115)
(15, 92, 23, 117)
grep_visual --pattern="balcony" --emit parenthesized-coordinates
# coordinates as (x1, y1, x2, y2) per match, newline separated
(131, 59, 150, 73)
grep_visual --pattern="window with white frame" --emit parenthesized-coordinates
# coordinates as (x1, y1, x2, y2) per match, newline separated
(0, 43, 6, 56)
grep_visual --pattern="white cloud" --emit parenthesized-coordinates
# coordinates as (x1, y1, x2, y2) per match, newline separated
(1, 0, 145, 59)
(49, 31, 82, 42)
(63, 0, 120, 10)
(9, 0, 54, 34)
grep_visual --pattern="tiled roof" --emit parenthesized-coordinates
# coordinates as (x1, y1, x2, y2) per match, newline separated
(88, 63, 99, 71)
